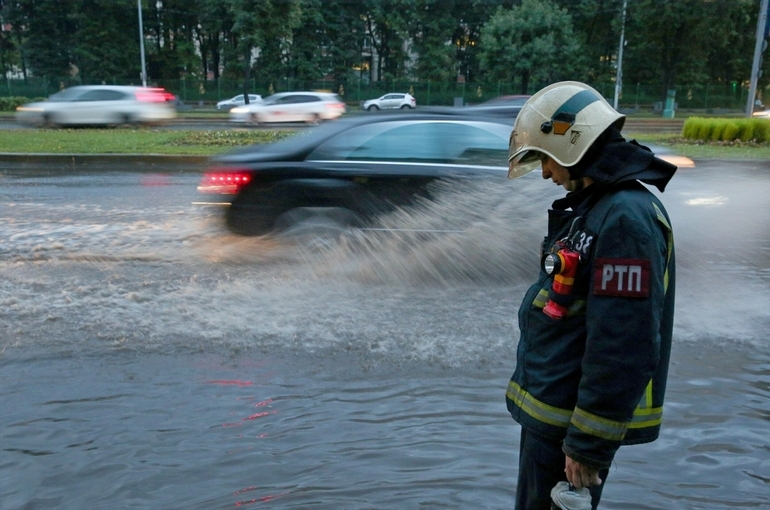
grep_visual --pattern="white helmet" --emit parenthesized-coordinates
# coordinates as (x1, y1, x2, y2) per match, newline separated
(508, 81, 625, 179)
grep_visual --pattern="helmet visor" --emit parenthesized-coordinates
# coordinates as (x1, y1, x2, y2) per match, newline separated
(507, 127, 542, 179)
(508, 149, 542, 179)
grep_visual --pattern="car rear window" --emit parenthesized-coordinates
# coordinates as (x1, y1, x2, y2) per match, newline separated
(76, 89, 129, 101)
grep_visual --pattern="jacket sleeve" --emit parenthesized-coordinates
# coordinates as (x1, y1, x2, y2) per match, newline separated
(562, 199, 668, 469)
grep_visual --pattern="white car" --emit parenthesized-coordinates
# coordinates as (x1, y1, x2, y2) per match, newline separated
(15, 85, 177, 127)
(362, 93, 416, 111)
(216, 94, 262, 111)
(229, 91, 347, 125)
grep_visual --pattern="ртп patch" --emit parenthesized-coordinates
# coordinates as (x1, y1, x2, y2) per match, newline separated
(593, 258, 651, 297)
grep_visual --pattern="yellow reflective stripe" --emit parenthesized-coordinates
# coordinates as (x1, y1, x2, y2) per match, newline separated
(571, 407, 628, 441)
(630, 380, 662, 428)
(533, 289, 549, 308)
(653, 202, 674, 293)
(506, 381, 573, 428)
(532, 289, 586, 316)
(637, 380, 653, 409)
(629, 406, 663, 429)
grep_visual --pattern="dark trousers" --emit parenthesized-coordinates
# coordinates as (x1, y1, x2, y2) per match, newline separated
(515, 427, 609, 510)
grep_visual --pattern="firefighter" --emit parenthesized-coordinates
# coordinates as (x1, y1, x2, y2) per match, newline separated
(505, 81, 677, 509)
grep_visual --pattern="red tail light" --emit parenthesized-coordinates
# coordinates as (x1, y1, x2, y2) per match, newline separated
(198, 169, 253, 194)
(136, 87, 175, 103)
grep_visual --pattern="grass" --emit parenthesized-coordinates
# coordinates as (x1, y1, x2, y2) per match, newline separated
(627, 132, 770, 160)
(0, 128, 298, 156)
(1, 125, 770, 161)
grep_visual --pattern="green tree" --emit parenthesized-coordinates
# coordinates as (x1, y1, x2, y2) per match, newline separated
(72, 0, 139, 83)
(407, 0, 459, 82)
(478, 0, 586, 93)
(194, 0, 234, 81)
(14, 0, 77, 87)
(623, 0, 713, 98)
(556, 0, 625, 83)
(363, 0, 412, 82)
(320, 0, 368, 92)
(227, 0, 301, 98)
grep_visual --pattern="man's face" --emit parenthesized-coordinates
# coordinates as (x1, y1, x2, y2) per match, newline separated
(540, 155, 586, 193)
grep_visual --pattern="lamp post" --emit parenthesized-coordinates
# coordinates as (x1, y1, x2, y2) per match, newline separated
(746, 0, 769, 117)
(613, 0, 627, 110)
(137, 0, 147, 87)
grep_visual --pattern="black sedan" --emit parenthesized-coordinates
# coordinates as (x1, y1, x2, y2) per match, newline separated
(197, 112, 513, 235)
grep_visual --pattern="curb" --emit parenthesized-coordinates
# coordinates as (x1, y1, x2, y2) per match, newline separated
(0, 153, 209, 171)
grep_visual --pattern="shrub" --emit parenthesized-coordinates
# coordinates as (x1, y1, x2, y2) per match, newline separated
(681, 117, 770, 143)
(682, 117, 702, 139)
(0, 96, 34, 111)
(722, 122, 740, 141)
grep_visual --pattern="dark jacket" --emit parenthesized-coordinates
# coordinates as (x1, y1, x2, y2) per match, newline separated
(506, 136, 677, 469)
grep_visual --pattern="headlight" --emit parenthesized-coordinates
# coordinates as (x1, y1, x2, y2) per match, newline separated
(16, 106, 44, 112)
(230, 107, 249, 114)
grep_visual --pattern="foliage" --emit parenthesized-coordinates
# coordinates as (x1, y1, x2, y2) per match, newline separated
(478, 0, 587, 93)
(682, 117, 770, 143)
(0, 0, 769, 106)
(0, 96, 33, 110)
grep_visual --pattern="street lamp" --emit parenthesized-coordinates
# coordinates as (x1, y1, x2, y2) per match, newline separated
(138, 0, 147, 87)
(613, 0, 627, 110)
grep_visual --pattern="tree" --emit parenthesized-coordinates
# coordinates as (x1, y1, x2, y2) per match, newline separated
(14, 0, 77, 87)
(363, 0, 412, 82)
(556, 0, 625, 83)
(226, 0, 301, 99)
(319, 0, 368, 91)
(72, 0, 139, 83)
(478, 0, 586, 93)
(623, 0, 713, 98)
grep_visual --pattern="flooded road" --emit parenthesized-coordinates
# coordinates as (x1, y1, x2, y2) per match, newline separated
(0, 159, 768, 509)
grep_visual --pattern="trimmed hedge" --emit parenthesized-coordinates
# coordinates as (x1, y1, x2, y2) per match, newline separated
(0, 96, 37, 111)
(682, 117, 770, 142)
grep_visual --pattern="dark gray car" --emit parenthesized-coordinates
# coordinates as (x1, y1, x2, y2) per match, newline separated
(197, 112, 512, 235)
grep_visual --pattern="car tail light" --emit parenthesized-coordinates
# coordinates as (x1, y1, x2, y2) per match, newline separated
(328, 102, 346, 110)
(136, 87, 174, 103)
(198, 169, 253, 194)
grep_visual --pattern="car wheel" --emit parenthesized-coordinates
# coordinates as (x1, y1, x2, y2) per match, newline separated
(306, 114, 321, 126)
(400, 104, 412, 109)
(367, 105, 379, 112)
(225, 204, 278, 236)
(249, 113, 262, 126)
(273, 207, 361, 250)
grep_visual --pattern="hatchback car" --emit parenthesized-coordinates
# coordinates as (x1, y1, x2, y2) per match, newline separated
(197, 113, 511, 235)
(229, 91, 347, 125)
(15, 85, 177, 127)
(361, 93, 416, 111)
(216, 94, 262, 111)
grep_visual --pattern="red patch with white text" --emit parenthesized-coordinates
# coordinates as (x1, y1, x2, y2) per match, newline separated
(593, 258, 651, 297)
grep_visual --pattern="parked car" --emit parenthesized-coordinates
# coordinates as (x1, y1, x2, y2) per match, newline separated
(197, 112, 511, 235)
(15, 85, 177, 127)
(361, 93, 416, 111)
(216, 94, 262, 111)
(229, 91, 347, 125)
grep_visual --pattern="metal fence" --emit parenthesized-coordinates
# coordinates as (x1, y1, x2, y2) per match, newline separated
(0, 76, 754, 112)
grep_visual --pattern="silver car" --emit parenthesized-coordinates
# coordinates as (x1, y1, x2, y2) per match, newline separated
(15, 85, 177, 127)
(229, 91, 347, 125)
(361, 93, 416, 111)
(216, 94, 262, 111)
